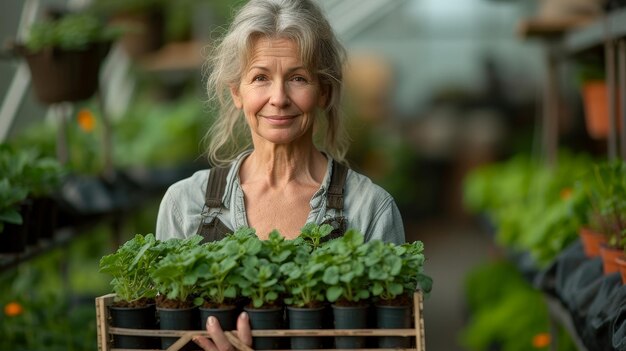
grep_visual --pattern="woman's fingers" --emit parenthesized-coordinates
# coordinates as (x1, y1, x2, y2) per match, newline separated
(205, 316, 234, 351)
(236, 312, 253, 347)
(193, 335, 218, 351)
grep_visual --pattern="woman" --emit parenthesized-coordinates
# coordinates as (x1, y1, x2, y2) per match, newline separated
(155, 0, 405, 349)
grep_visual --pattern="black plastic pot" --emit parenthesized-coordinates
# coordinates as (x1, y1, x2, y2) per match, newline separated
(287, 306, 325, 349)
(199, 305, 237, 331)
(0, 200, 32, 254)
(157, 306, 199, 351)
(109, 304, 159, 349)
(244, 306, 285, 350)
(331, 304, 369, 349)
(376, 304, 412, 348)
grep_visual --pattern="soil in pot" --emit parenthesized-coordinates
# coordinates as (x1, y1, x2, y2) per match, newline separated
(331, 302, 370, 349)
(243, 305, 285, 350)
(375, 296, 412, 348)
(579, 227, 607, 258)
(109, 299, 159, 349)
(287, 305, 325, 349)
(199, 304, 237, 331)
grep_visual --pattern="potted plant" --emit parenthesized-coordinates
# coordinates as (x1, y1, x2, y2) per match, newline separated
(194, 239, 243, 332)
(149, 235, 205, 350)
(14, 12, 121, 104)
(584, 161, 626, 275)
(317, 229, 371, 349)
(0, 178, 29, 254)
(366, 240, 432, 348)
(233, 230, 286, 350)
(99, 233, 161, 349)
(280, 241, 327, 349)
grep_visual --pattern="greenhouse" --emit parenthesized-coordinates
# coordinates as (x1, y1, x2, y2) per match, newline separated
(1, 0, 626, 350)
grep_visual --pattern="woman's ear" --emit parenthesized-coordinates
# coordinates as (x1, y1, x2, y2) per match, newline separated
(230, 85, 243, 109)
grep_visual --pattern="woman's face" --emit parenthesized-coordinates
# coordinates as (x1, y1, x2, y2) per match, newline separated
(231, 37, 326, 147)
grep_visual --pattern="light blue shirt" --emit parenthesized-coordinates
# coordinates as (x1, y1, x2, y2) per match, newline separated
(156, 151, 405, 244)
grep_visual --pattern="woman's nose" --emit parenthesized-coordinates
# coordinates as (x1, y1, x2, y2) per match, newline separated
(269, 82, 290, 107)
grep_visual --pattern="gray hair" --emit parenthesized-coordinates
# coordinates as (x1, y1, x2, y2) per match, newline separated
(203, 0, 348, 166)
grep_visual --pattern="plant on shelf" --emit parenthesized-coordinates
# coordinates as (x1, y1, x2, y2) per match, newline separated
(0, 179, 28, 235)
(15, 12, 123, 104)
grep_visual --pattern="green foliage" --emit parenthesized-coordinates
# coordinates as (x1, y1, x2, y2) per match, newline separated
(231, 230, 285, 308)
(578, 160, 626, 247)
(317, 229, 371, 303)
(0, 146, 65, 232)
(460, 261, 575, 351)
(279, 245, 326, 307)
(296, 223, 333, 251)
(99, 233, 160, 303)
(463, 152, 593, 266)
(149, 235, 205, 303)
(25, 13, 123, 52)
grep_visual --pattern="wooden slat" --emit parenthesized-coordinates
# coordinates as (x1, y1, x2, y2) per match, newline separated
(517, 18, 592, 39)
(98, 291, 426, 351)
(96, 294, 116, 351)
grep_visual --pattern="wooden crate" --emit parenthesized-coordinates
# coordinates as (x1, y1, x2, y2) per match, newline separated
(96, 291, 425, 351)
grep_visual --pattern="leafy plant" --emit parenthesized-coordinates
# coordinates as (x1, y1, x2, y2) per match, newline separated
(279, 245, 326, 308)
(25, 12, 123, 52)
(99, 233, 160, 305)
(194, 240, 241, 307)
(296, 223, 333, 250)
(365, 240, 431, 304)
(149, 235, 206, 307)
(0, 146, 65, 233)
(580, 161, 626, 248)
(234, 231, 288, 308)
(318, 229, 371, 304)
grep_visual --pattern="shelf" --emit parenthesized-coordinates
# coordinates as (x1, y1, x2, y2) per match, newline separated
(564, 8, 626, 55)
(517, 17, 591, 40)
(137, 40, 207, 72)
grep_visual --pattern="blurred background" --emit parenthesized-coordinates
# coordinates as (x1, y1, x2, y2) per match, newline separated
(0, 0, 623, 350)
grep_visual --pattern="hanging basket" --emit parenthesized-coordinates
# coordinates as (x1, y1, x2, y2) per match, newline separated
(14, 42, 110, 105)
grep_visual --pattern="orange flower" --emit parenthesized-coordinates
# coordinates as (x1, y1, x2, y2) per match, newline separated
(560, 187, 573, 200)
(77, 108, 96, 132)
(532, 332, 551, 348)
(4, 301, 23, 317)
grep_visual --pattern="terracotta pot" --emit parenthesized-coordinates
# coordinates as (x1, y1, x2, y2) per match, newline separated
(616, 256, 626, 285)
(599, 244, 625, 275)
(581, 80, 622, 140)
(579, 227, 607, 258)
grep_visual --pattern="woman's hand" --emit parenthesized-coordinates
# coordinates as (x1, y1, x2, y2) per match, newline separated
(193, 312, 253, 351)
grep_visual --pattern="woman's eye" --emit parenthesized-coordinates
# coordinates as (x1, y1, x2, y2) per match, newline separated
(253, 75, 267, 82)
(292, 76, 307, 83)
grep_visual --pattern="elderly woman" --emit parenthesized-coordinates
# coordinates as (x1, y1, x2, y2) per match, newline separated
(155, 0, 405, 349)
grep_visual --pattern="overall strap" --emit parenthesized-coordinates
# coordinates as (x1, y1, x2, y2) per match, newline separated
(204, 166, 230, 208)
(320, 160, 349, 242)
(196, 166, 232, 242)
(326, 161, 349, 209)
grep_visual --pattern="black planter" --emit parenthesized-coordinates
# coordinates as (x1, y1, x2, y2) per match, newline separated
(332, 304, 369, 349)
(244, 306, 285, 350)
(200, 305, 237, 331)
(287, 306, 325, 349)
(376, 304, 412, 348)
(109, 304, 159, 349)
(157, 306, 199, 351)
(0, 201, 32, 254)
(33, 197, 58, 240)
